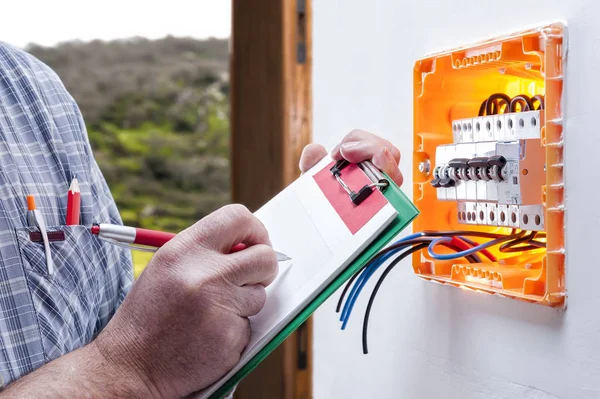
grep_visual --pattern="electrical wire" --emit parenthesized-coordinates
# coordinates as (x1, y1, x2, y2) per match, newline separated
(492, 99, 510, 115)
(454, 236, 496, 262)
(420, 230, 506, 239)
(336, 233, 475, 319)
(446, 241, 481, 263)
(339, 251, 393, 324)
(336, 229, 515, 313)
(339, 237, 434, 328)
(361, 243, 428, 354)
(499, 231, 546, 253)
(427, 231, 526, 260)
(336, 233, 434, 313)
(338, 229, 546, 331)
(478, 93, 545, 116)
(531, 94, 545, 110)
(358, 236, 505, 353)
(336, 228, 550, 353)
(336, 266, 364, 313)
(339, 234, 494, 328)
(478, 100, 488, 117)
(485, 93, 511, 115)
(509, 94, 533, 112)
(478, 93, 510, 116)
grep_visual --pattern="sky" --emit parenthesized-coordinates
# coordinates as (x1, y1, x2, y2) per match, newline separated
(1, 0, 231, 48)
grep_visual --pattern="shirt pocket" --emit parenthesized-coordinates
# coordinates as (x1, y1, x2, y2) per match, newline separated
(14, 225, 125, 362)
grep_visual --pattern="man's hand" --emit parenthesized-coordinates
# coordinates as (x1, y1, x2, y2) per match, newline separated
(299, 129, 403, 186)
(93, 204, 277, 397)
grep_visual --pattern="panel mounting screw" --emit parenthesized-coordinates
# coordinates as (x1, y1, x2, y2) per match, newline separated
(418, 160, 431, 175)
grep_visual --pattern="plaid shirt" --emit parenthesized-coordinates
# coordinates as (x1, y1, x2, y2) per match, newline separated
(0, 42, 133, 386)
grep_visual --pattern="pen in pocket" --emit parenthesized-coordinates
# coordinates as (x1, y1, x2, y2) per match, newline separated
(26, 195, 55, 275)
(66, 177, 81, 225)
(26, 196, 36, 227)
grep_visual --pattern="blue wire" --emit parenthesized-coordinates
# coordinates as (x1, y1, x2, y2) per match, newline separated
(395, 233, 424, 242)
(427, 235, 504, 260)
(339, 266, 370, 322)
(340, 253, 386, 322)
(340, 232, 516, 329)
(455, 236, 482, 263)
(339, 233, 422, 323)
(340, 251, 398, 329)
(339, 233, 428, 328)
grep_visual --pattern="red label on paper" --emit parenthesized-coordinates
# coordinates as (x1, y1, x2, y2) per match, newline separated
(313, 161, 387, 234)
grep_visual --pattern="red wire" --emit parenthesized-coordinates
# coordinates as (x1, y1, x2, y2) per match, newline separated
(451, 236, 497, 262)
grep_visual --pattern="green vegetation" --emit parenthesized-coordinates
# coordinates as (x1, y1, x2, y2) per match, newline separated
(28, 36, 231, 234)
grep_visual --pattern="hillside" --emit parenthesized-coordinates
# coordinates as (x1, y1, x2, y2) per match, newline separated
(28, 37, 231, 233)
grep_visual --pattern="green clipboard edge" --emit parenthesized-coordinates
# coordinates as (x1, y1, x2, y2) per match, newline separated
(211, 176, 419, 398)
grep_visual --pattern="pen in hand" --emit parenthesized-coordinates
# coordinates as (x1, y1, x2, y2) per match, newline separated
(91, 223, 292, 261)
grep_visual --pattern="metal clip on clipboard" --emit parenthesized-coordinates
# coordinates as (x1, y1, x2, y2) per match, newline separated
(330, 160, 390, 205)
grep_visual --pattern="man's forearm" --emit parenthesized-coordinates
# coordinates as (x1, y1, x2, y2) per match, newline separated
(3, 341, 152, 397)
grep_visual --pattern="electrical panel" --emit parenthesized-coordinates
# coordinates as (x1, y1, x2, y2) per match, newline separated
(412, 23, 566, 306)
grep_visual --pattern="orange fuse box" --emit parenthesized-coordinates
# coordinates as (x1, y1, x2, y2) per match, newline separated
(412, 23, 566, 307)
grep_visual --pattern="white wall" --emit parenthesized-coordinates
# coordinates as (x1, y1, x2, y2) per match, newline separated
(312, 1, 600, 398)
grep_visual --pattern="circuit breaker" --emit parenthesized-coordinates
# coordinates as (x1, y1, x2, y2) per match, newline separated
(412, 23, 566, 306)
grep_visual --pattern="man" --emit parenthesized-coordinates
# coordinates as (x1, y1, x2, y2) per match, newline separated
(0, 42, 403, 396)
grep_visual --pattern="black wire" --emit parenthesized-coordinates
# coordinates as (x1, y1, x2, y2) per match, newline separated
(335, 237, 434, 313)
(336, 232, 499, 313)
(454, 237, 489, 263)
(499, 231, 546, 253)
(497, 100, 510, 114)
(336, 267, 365, 313)
(478, 100, 487, 116)
(445, 243, 480, 263)
(479, 93, 544, 116)
(421, 230, 505, 239)
(360, 231, 534, 353)
(485, 93, 511, 115)
(337, 230, 537, 314)
(347, 229, 541, 353)
(490, 99, 501, 115)
(336, 236, 482, 312)
(509, 94, 533, 112)
(362, 244, 429, 354)
(531, 94, 545, 110)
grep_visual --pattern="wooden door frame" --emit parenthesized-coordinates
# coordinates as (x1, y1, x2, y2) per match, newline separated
(230, 0, 312, 398)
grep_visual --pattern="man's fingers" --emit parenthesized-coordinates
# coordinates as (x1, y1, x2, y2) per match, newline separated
(226, 244, 278, 287)
(330, 130, 375, 160)
(192, 204, 272, 254)
(331, 129, 401, 164)
(372, 147, 404, 186)
(338, 139, 402, 165)
(338, 140, 382, 163)
(299, 143, 327, 173)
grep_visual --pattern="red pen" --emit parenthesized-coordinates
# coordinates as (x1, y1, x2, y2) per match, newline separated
(91, 223, 291, 261)
(66, 177, 81, 225)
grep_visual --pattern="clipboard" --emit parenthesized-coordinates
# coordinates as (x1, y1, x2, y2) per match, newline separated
(208, 162, 419, 399)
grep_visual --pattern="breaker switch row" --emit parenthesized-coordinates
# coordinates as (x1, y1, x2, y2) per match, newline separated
(431, 155, 507, 188)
